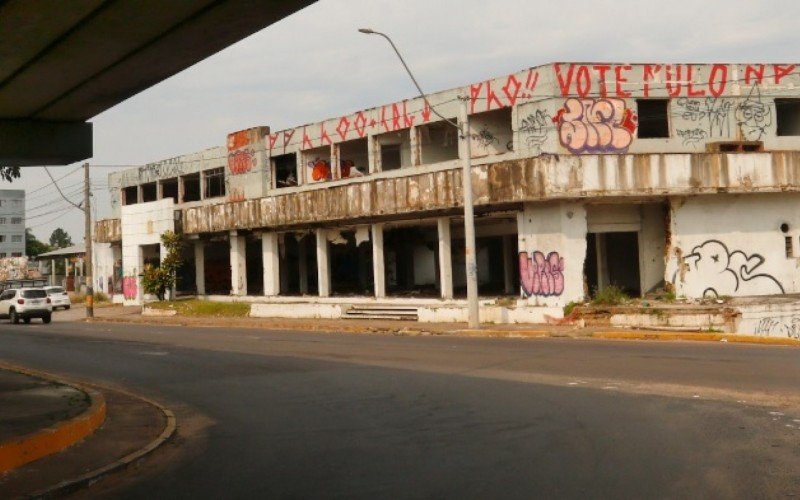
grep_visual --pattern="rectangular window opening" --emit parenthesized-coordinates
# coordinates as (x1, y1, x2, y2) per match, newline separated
(418, 121, 459, 164)
(338, 138, 369, 179)
(181, 174, 200, 202)
(376, 130, 411, 171)
(141, 182, 157, 202)
(160, 178, 178, 203)
(786, 236, 794, 258)
(775, 98, 800, 136)
(272, 153, 298, 188)
(203, 168, 226, 198)
(636, 99, 670, 138)
(122, 186, 138, 205)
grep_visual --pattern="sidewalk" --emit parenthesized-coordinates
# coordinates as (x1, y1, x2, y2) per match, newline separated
(0, 364, 175, 498)
(82, 304, 800, 346)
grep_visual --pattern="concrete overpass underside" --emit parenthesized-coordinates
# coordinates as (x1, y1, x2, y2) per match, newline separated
(0, 0, 315, 166)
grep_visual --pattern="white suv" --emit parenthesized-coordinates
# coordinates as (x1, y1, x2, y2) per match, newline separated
(0, 288, 53, 324)
(44, 286, 71, 310)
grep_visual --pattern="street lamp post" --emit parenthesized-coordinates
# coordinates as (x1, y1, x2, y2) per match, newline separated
(359, 29, 480, 328)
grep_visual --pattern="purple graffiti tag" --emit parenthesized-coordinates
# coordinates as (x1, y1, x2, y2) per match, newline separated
(519, 251, 565, 297)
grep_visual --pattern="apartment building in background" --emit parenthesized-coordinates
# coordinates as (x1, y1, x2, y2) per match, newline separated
(0, 189, 26, 258)
(94, 62, 800, 337)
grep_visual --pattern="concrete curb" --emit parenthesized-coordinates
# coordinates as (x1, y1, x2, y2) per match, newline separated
(590, 331, 800, 346)
(0, 362, 177, 498)
(85, 315, 800, 346)
(0, 365, 106, 474)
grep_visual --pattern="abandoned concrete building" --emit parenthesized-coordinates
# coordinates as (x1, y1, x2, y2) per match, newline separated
(94, 62, 800, 336)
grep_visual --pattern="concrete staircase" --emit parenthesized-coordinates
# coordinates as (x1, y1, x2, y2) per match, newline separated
(343, 304, 419, 321)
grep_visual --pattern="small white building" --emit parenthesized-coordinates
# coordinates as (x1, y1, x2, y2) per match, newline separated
(94, 62, 800, 336)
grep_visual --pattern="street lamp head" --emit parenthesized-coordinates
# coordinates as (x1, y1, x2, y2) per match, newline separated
(358, 28, 376, 34)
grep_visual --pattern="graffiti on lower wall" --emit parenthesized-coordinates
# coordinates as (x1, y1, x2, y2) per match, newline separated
(754, 316, 800, 339)
(519, 251, 565, 297)
(122, 275, 138, 301)
(677, 240, 785, 298)
(554, 98, 637, 153)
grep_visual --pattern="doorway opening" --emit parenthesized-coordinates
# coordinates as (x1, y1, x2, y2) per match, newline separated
(585, 232, 641, 297)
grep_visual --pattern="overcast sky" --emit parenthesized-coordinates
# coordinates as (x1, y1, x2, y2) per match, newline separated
(11, 0, 800, 242)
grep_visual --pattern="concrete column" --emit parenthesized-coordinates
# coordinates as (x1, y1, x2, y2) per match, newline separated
(409, 126, 421, 166)
(178, 176, 185, 203)
(502, 235, 515, 295)
(368, 136, 379, 173)
(372, 224, 385, 298)
(137, 185, 143, 203)
(229, 231, 247, 296)
(64, 257, 69, 288)
(437, 217, 454, 299)
(295, 153, 305, 186)
(331, 144, 341, 179)
(50, 258, 55, 286)
(194, 240, 205, 295)
(315, 229, 330, 297)
(298, 236, 309, 294)
(262, 232, 280, 296)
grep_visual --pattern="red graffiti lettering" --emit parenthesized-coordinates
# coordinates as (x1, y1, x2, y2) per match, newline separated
(282, 130, 295, 153)
(309, 159, 331, 181)
(502, 74, 522, 106)
(708, 64, 728, 97)
(774, 64, 796, 84)
(485, 80, 503, 110)
(421, 101, 431, 123)
(745, 64, 765, 85)
(554, 63, 575, 97)
(614, 65, 632, 98)
(320, 123, 331, 146)
(519, 251, 565, 298)
(593, 65, 611, 97)
(354, 112, 368, 137)
(302, 127, 313, 150)
(666, 64, 683, 97)
(575, 65, 591, 97)
(643, 64, 661, 97)
(335, 117, 350, 142)
(469, 83, 482, 113)
(226, 130, 251, 151)
(686, 65, 706, 97)
(268, 133, 279, 152)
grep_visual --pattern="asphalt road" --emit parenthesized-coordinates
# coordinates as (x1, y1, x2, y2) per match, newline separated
(1, 320, 799, 499)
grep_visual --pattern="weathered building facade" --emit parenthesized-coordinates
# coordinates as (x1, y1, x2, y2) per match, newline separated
(95, 62, 800, 336)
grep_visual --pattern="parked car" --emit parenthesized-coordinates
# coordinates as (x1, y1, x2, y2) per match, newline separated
(44, 286, 71, 310)
(0, 288, 52, 324)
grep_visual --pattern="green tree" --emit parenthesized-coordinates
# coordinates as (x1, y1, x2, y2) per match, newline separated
(49, 227, 73, 248)
(25, 228, 51, 257)
(0, 167, 20, 183)
(141, 231, 184, 301)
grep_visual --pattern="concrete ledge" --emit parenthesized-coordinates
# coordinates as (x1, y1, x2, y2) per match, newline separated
(0, 366, 106, 473)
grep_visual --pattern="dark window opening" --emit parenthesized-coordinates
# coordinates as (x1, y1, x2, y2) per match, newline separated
(775, 98, 800, 136)
(123, 186, 138, 205)
(203, 240, 231, 294)
(338, 138, 369, 178)
(419, 121, 459, 163)
(279, 234, 318, 295)
(376, 130, 411, 171)
(204, 168, 225, 198)
(161, 178, 178, 203)
(636, 99, 670, 138)
(175, 243, 196, 295)
(273, 153, 298, 188)
(712, 142, 764, 153)
(786, 236, 794, 258)
(330, 231, 373, 296)
(182, 174, 200, 202)
(585, 232, 641, 298)
(246, 237, 263, 296)
(141, 182, 157, 202)
(384, 226, 440, 297)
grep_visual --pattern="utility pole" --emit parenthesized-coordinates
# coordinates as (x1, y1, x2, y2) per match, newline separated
(359, 28, 481, 328)
(458, 99, 479, 328)
(84, 163, 93, 318)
